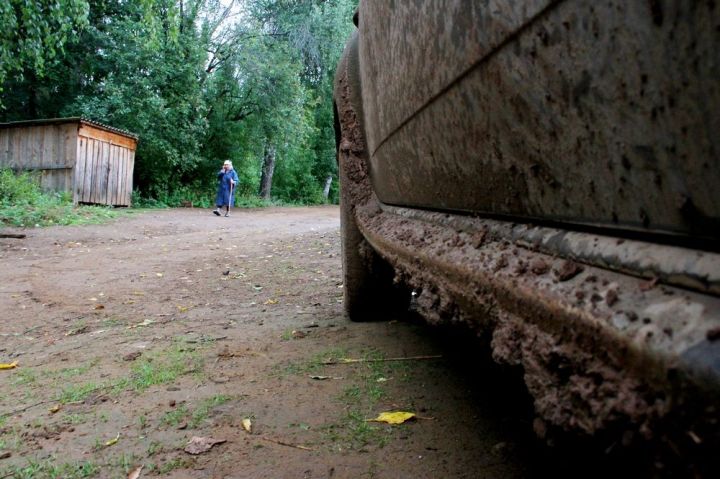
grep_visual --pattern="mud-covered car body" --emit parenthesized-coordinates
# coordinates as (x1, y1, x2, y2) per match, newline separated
(334, 0, 720, 468)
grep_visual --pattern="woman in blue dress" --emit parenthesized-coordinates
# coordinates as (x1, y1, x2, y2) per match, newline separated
(213, 160, 239, 217)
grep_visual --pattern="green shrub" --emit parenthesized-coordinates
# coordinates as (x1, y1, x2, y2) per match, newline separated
(0, 169, 124, 227)
(0, 169, 42, 205)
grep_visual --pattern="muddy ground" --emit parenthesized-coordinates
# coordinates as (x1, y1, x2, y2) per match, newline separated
(0, 207, 637, 478)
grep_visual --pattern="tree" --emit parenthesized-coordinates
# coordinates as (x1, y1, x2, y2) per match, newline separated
(0, 0, 359, 204)
(0, 0, 89, 110)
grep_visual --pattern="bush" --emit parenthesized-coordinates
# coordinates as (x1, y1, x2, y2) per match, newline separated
(0, 169, 124, 227)
(0, 169, 42, 205)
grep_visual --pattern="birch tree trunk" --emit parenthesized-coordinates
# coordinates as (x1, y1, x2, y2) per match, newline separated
(323, 175, 332, 199)
(259, 145, 276, 200)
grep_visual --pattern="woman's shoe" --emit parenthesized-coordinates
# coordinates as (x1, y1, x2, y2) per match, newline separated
(213, 209, 221, 216)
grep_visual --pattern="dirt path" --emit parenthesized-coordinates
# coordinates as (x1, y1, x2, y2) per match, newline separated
(1, 207, 604, 478)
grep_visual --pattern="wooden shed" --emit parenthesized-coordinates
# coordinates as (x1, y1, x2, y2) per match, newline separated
(0, 117, 138, 206)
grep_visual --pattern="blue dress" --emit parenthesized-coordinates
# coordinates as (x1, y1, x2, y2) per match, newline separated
(215, 168, 239, 207)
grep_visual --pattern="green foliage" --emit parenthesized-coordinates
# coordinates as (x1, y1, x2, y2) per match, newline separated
(0, 169, 124, 227)
(0, 0, 89, 95)
(0, 169, 41, 204)
(0, 458, 99, 479)
(1, 0, 358, 205)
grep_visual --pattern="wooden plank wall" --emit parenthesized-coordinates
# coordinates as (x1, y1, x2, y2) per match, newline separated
(74, 136, 135, 206)
(1, 122, 136, 206)
(0, 124, 76, 194)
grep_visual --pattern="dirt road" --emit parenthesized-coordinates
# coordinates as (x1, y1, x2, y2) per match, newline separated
(1, 207, 611, 478)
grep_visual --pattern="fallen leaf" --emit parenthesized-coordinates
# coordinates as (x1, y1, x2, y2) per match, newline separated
(0, 361, 18, 370)
(291, 330, 306, 339)
(264, 299, 278, 305)
(369, 411, 416, 425)
(177, 305, 188, 313)
(127, 465, 143, 479)
(127, 319, 154, 329)
(241, 418, 252, 433)
(49, 405, 61, 414)
(105, 432, 120, 447)
(184, 436, 227, 455)
(156, 273, 164, 277)
(94, 304, 105, 310)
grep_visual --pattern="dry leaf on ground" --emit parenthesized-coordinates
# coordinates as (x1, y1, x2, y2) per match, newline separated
(105, 432, 120, 447)
(0, 361, 18, 370)
(241, 418, 252, 433)
(127, 465, 143, 479)
(184, 436, 227, 455)
(369, 411, 416, 425)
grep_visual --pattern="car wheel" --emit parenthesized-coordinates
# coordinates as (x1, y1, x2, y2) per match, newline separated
(340, 190, 407, 321)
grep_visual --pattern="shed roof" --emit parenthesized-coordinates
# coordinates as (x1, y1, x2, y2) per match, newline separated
(0, 117, 139, 140)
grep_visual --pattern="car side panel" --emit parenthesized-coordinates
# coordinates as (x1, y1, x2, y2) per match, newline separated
(363, 0, 720, 240)
(357, 0, 554, 156)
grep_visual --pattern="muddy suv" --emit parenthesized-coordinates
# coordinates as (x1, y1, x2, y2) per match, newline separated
(334, 0, 719, 469)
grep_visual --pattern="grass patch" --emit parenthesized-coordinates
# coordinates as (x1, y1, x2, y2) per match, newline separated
(57, 359, 99, 379)
(146, 440, 164, 457)
(128, 349, 202, 391)
(55, 345, 202, 404)
(161, 405, 189, 427)
(62, 413, 90, 426)
(11, 369, 37, 386)
(0, 169, 130, 228)
(320, 409, 390, 451)
(110, 453, 139, 476)
(101, 317, 122, 328)
(160, 395, 232, 429)
(189, 395, 231, 428)
(158, 457, 192, 474)
(57, 382, 103, 404)
(113, 344, 203, 394)
(277, 347, 347, 376)
(0, 458, 99, 479)
(321, 349, 414, 451)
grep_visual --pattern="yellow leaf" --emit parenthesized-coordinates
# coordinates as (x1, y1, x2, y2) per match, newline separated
(241, 418, 252, 433)
(105, 432, 120, 447)
(177, 305, 188, 313)
(369, 411, 415, 425)
(264, 299, 278, 305)
(0, 361, 18, 370)
(49, 405, 61, 414)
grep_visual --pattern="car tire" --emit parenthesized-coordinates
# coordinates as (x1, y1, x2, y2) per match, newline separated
(340, 192, 407, 321)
